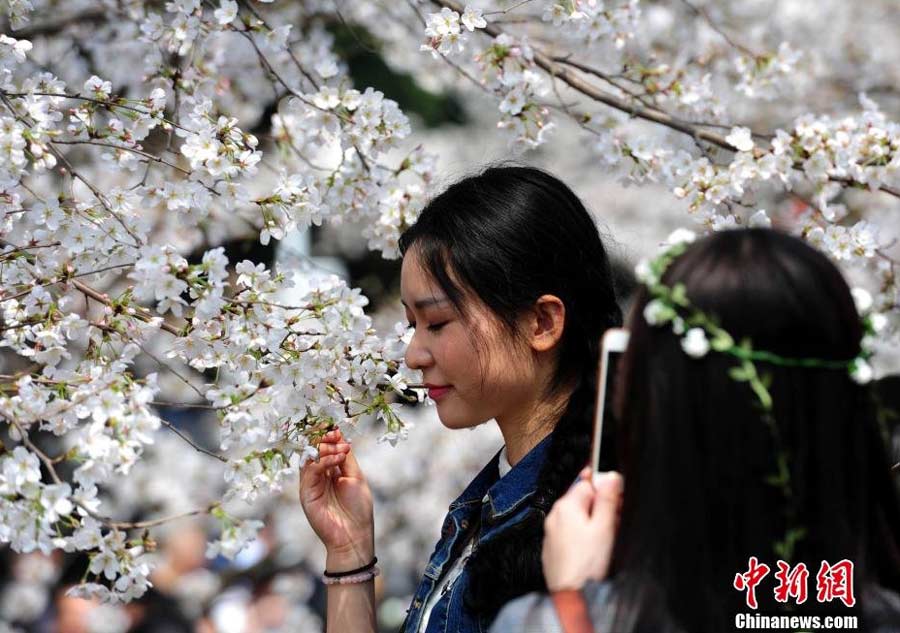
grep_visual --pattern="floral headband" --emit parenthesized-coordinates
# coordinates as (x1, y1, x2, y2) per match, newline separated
(636, 229, 882, 401)
(634, 228, 885, 561)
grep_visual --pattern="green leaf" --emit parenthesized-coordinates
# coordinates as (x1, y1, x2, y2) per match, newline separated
(670, 283, 689, 306)
(710, 330, 734, 352)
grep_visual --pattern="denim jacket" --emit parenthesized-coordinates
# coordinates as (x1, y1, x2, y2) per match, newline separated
(400, 434, 552, 633)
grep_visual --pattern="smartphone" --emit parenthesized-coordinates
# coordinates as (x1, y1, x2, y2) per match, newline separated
(590, 328, 630, 474)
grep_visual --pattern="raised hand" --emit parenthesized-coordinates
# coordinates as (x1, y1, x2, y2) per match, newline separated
(541, 467, 624, 592)
(299, 429, 375, 570)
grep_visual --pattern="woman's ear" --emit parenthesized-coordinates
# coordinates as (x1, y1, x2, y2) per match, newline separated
(527, 295, 566, 352)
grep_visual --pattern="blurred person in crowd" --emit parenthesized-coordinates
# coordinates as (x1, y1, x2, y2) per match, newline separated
(0, 550, 62, 631)
(492, 228, 900, 632)
(299, 165, 623, 632)
(43, 553, 192, 633)
(151, 523, 208, 596)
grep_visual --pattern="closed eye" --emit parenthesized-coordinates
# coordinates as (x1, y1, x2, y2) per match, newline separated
(406, 320, 449, 332)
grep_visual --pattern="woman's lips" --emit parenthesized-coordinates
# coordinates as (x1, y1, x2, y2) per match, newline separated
(426, 386, 452, 401)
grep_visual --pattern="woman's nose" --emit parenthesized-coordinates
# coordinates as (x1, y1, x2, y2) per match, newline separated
(404, 332, 433, 370)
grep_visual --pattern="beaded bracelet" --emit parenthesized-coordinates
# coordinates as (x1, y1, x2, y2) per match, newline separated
(321, 566, 381, 586)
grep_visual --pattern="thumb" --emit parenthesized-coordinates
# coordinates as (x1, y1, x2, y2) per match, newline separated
(591, 471, 624, 521)
(563, 478, 595, 511)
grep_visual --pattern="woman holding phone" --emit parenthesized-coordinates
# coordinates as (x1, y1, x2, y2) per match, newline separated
(298, 165, 622, 632)
(493, 228, 900, 632)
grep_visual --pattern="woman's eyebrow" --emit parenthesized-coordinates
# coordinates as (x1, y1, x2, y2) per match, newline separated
(400, 297, 450, 310)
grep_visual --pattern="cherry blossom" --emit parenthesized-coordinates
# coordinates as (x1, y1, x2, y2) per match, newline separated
(0, 0, 897, 609)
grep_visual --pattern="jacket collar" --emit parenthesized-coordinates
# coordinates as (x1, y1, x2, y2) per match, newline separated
(448, 433, 552, 521)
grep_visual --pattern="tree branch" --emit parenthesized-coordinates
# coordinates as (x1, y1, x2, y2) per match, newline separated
(72, 280, 182, 336)
(429, 0, 900, 201)
(678, 0, 760, 59)
(158, 419, 228, 463)
(8, 8, 107, 39)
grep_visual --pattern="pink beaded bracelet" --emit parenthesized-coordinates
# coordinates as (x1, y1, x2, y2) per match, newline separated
(321, 566, 381, 586)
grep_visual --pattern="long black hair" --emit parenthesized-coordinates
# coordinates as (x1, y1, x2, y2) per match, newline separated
(398, 164, 622, 618)
(609, 229, 900, 632)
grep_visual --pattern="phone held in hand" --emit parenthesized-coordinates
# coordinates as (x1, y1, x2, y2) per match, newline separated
(590, 328, 629, 475)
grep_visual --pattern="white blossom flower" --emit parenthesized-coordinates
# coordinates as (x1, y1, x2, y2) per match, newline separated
(461, 6, 487, 31)
(748, 209, 772, 228)
(0, 35, 33, 64)
(725, 126, 755, 152)
(665, 228, 697, 246)
(84, 75, 112, 99)
(315, 58, 339, 79)
(851, 287, 873, 314)
(850, 358, 874, 384)
(681, 328, 710, 358)
(206, 518, 265, 560)
(634, 258, 655, 284)
(213, 0, 238, 25)
(642, 299, 671, 326)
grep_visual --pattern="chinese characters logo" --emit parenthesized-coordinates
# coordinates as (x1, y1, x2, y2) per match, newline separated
(734, 558, 855, 609)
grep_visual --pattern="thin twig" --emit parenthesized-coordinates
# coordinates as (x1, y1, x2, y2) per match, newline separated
(9, 420, 64, 485)
(678, 0, 760, 59)
(0, 240, 62, 256)
(72, 280, 182, 336)
(108, 505, 217, 530)
(150, 400, 223, 410)
(135, 341, 206, 400)
(1, 263, 135, 303)
(10, 8, 107, 39)
(51, 140, 192, 176)
(484, 0, 538, 16)
(331, 0, 381, 55)
(0, 90, 143, 245)
(159, 419, 228, 463)
(4, 92, 196, 134)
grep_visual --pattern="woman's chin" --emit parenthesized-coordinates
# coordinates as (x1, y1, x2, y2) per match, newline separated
(436, 406, 488, 430)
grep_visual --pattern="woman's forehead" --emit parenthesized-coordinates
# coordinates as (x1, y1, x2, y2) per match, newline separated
(400, 251, 448, 303)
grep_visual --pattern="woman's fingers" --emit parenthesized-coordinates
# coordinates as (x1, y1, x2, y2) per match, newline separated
(590, 471, 624, 523)
(338, 447, 365, 480)
(565, 479, 595, 511)
(302, 453, 347, 487)
(318, 442, 351, 457)
(321, 428, 344, 443)
(313, 430, 350, 479)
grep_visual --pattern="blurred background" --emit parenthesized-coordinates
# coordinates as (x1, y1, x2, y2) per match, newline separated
(2, 1, 900, 632)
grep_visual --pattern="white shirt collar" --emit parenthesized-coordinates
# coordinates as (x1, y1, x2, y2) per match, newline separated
(497, 446, 512, 478)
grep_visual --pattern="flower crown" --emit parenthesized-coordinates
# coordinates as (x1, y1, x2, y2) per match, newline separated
(634, 228, 885, 562)
(635, 228, 882, 405)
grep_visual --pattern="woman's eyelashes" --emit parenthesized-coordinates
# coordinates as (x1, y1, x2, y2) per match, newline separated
(407, 320, 449, 332)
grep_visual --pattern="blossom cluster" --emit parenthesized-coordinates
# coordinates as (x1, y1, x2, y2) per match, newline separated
(421, 6, 487, 58)
(542, 0, 641, 50)
(0, 0, 432, 603)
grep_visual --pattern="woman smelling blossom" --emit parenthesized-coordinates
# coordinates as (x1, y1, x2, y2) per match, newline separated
(298, 165, 622, 633)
